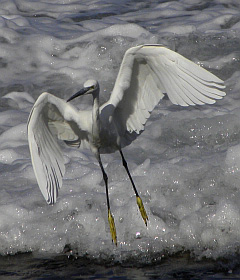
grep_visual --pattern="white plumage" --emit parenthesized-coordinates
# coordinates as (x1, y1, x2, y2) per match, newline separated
(27, 44, 225, 244)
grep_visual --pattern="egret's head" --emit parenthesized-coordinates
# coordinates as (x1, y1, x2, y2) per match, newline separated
(67, 79, 99, 102)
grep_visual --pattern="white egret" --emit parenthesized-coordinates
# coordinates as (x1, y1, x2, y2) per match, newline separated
(28, 44, 226, 245)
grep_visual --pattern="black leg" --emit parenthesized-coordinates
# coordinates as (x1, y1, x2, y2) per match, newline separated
(120, 150, 139, 196)
(97, 152, 117, 245)
(98, 157, 110, 209)
(119, 150, 148, 226)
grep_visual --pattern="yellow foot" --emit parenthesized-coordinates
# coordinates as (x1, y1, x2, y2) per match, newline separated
(108, 209, 117, 246)
(136, 196, 148, 226)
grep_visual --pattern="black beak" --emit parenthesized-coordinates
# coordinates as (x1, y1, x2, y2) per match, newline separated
(67, 87, 90, 102)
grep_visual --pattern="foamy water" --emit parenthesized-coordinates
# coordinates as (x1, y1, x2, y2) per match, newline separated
(0, 0, 240, 264)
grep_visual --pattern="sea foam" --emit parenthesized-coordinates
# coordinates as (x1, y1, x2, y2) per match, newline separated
(0, 0, 239, 263)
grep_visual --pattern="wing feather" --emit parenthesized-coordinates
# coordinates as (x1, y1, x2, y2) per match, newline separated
(164, 66, 202, 105)
(28, 92, 86, 204)
(103, 44, 225, 136)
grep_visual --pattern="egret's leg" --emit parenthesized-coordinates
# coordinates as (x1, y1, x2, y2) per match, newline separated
(119, 150, 148, 226)
(97, 153, 117, 245)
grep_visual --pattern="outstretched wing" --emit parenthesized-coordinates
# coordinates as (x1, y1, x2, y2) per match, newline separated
(104, 44, 225, 134)
(27, 92, 90, 204)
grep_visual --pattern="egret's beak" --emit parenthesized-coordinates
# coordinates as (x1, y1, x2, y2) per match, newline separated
(67, 87, 91, 102)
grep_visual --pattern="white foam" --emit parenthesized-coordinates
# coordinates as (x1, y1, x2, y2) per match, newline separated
(0, 0, 239, 263)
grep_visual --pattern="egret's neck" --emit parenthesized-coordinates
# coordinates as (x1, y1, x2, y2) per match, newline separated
(92, 91, 100, 137)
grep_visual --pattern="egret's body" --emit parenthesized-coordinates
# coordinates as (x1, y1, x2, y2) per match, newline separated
(28, 45, 226, 245)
